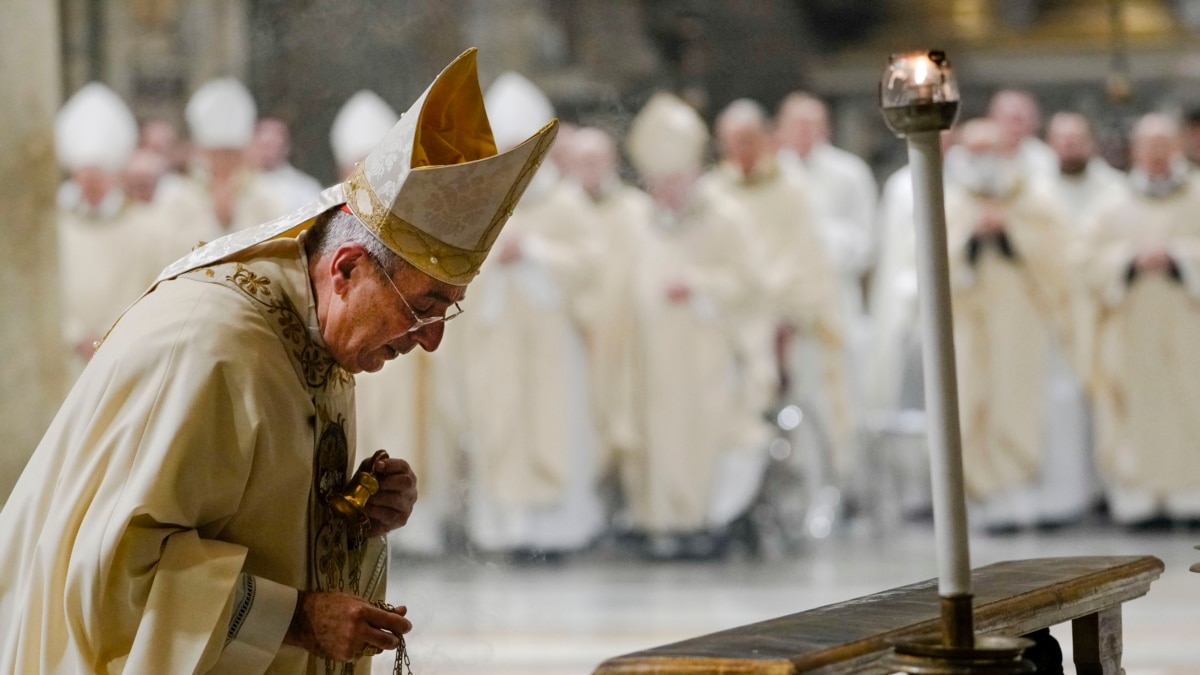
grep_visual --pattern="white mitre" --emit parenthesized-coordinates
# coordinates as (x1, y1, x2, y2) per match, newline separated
(186, 77, 257, 149)
(331, 90, 399, 170)
(156, 48, 559, 287)
(484, 71, 555, 151)
(626, 92, 709, 178)
(55, 82, 138, 173)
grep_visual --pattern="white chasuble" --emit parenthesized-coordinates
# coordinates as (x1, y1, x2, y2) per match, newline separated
(57, 194, 164, 381)
(460, 180, 606, 552)
(0, 237, 386, 675)
(701, 162, 853, 470)
(1086, 180, 1200, 519)
(618, 189, 759, 532)
(945, 185, 1077, 510)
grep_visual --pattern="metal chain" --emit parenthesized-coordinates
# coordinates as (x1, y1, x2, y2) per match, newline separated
(393, 636, 412, 675)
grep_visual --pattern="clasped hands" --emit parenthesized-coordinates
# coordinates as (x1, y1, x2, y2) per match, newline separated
(283, 451, 417, 661)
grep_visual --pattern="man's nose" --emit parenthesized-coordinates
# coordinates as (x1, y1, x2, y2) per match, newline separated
(415, 322, 446, 352)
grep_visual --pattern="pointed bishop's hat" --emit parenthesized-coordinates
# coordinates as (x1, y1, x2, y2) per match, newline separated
(186, 78, 257, 149)
(626, 92, 709, 179)
(55, 82, 138, 173)
(156, 48, 559, 287)
(330, 90, 399, 172)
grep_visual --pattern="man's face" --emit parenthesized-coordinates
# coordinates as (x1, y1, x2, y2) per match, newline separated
(1132, 132, 1178, 179)
(123, 150, 166, 203)
(74, 167, 115, 207)
(1047, 117, 1093, 174)
(718, 120, 771, 176)
(776, 101, 825, 158)
(648, 172, 698, 213)
(323, 248, 466, 374)
(567, 131, 618, 198)
(988, 93, 1038, 153)
(249, 120, 290, 171)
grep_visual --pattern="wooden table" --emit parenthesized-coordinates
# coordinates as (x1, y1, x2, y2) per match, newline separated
(593, 556, 1163, 675)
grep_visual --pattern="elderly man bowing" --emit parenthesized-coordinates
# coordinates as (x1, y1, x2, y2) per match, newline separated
(0, 49, 557, 674)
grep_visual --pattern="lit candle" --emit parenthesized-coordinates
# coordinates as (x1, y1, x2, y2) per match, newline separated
(879, 51, 973, 643)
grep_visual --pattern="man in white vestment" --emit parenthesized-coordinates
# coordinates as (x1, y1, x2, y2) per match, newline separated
(616, 92, 760, 559)
(0, 49, 559, 673)
(1045, 113, 1127, 223)
(562, 127, 657, 476)
(945, 119, 1081, 531)
(53, 83, 164, 379)
(158, 78, 287, 260)
(703, 99, 853, 479)
(459, 71, 606, 559)
(1040, 112, 1129, 520)
(250, 118, 325, 211)
(774, 92, 877, 404)
(1085, 114, 1200, 526)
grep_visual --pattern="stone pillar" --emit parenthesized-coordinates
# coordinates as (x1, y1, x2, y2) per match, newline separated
(0, 0, 65, 502)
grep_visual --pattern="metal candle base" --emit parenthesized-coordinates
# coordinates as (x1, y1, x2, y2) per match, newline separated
(888, 635, 1035, 674)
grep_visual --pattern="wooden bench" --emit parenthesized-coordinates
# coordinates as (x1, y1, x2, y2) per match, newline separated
(593, 555, 1163, 675)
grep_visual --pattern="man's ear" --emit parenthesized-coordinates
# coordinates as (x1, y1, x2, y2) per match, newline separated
(329, 243, 368, 297)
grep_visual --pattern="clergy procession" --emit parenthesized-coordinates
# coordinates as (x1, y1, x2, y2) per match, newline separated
(33, 58, 1200, 565)
(8, 6, 1200, 668)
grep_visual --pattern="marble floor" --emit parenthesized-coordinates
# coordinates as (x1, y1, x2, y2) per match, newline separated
(377, 523, 1200, 674)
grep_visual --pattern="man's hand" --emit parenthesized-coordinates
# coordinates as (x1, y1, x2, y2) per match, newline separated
(360, 453, 417, 538)
(284, 591, 411, 663)
(1134, 249, 1173, 274)
(665, 280, 691, 303)
(974, 205, 1006, 237)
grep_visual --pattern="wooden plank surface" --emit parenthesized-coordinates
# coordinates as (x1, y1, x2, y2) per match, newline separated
(593, 556, 1163, 675)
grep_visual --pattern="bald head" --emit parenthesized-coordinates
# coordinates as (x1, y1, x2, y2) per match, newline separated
(566, 126, 619, 199)
(716, 99, 774, 175)
(988, 89, 1042, 153)
(1046, 112, 1095, 175)
(775, 92, 828, 158)
(1131, 113, 1183, 178)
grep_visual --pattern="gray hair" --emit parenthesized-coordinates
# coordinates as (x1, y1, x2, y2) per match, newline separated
(306, 207, 405, 276)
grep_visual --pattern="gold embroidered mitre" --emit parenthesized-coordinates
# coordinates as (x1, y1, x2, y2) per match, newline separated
(342, 48, 559, 285)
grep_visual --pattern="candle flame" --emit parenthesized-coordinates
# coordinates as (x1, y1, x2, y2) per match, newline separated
(913, 56, 930, 86)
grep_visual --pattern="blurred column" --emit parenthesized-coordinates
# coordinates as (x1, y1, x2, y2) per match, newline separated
(0, 0, 65, 502)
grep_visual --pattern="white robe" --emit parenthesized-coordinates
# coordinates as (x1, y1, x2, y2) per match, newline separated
(700, 162, 853, 472)
(56, 186, 164, 380)
(1085, 177, 1200, 522)
(778, 142, 878, 323)
(0, 236, 386, 674)
(945, 184, 1082, 527)
(614, 187, 761, 532)
(460, 178, 605, 552)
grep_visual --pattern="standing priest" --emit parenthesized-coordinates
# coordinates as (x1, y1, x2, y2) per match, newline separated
(1086, 113, 1200, 526)
(0, 49, 558, 674)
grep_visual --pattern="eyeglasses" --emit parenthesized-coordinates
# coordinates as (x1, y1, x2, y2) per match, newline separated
(372, 258, 464, 334)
